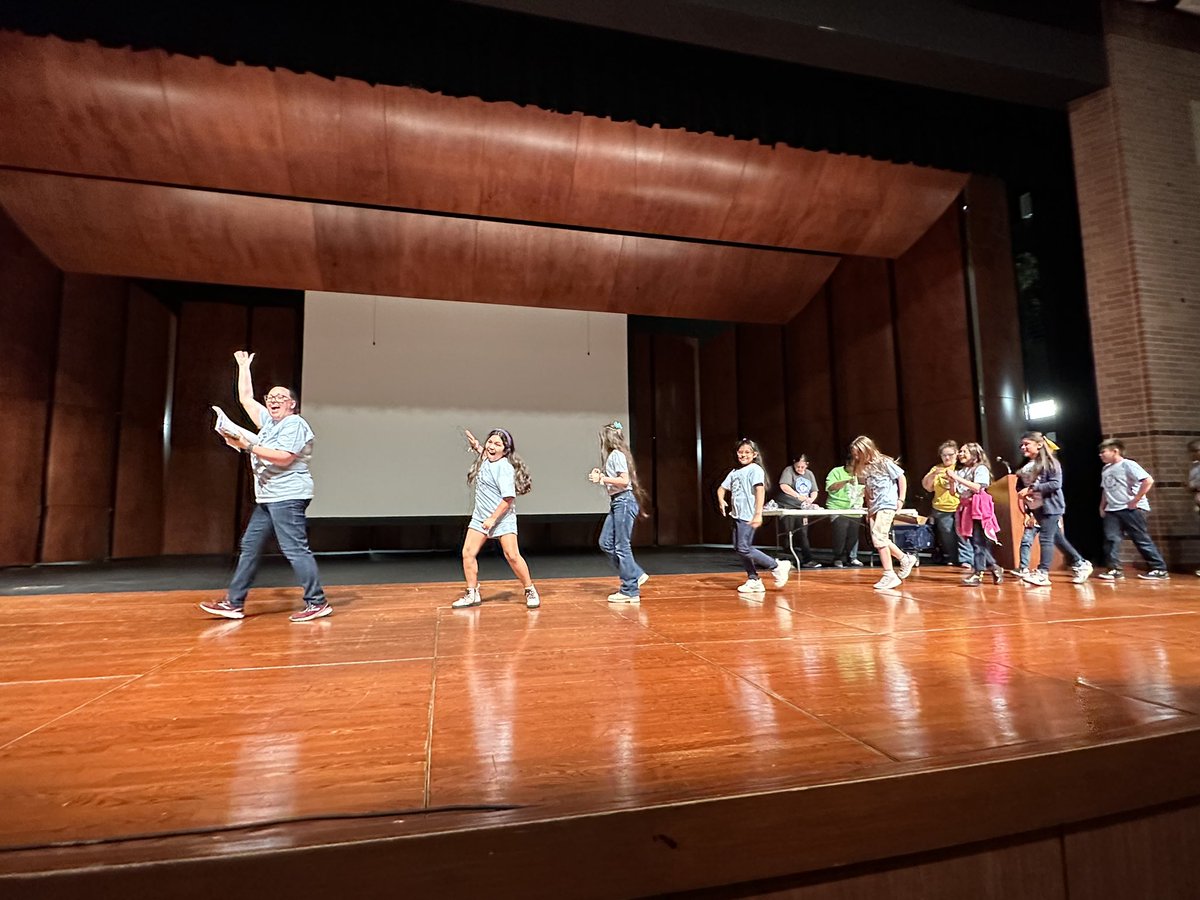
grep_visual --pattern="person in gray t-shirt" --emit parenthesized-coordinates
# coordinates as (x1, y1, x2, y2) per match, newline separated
(717, 440, 791, 593)
(200, 351, 330, 623)
(1096, 438, 1167, 579)
(452, 428, 542, 609)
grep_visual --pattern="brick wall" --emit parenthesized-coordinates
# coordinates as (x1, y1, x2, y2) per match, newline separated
(1070, 21, 1200, 569)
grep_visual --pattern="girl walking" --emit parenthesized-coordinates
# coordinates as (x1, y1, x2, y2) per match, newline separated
(717, 440, 792, 594)
(848, 436, 917, 592)
(1016, 432, 1093, 586)
(944, 442, 1003, 585)
(452, 429, 540, 609)
(589, 421, 649, 603)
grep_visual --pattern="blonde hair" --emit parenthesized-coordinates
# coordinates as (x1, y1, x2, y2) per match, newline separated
(467, 428, 532, 495)
(848, 435, 893, 477)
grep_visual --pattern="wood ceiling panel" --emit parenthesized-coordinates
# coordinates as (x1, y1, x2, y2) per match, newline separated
(0, 171, 834, 324)
(0, 32, 967, 260)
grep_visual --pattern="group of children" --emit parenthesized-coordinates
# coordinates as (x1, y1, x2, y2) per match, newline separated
(456, 426, 1193, 608)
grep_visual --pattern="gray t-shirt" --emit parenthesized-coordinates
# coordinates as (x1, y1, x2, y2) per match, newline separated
(779, 466, 817, 502)
(955, 464, 991, 497)
(604, 449, 631, 496)
(862, 458, 904, 514)
(721, 463, 765, 522)
(1101, 458, 1151, 511)
(250, 411, 314, 502)
(472, 456, 517, 525)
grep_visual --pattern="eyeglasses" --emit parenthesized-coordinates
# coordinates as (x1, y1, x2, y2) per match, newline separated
(264, 393, 293, 403)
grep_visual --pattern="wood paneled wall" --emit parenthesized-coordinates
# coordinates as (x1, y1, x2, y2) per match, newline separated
(41, 275, 128, 562)
(0, 210, 62, 566)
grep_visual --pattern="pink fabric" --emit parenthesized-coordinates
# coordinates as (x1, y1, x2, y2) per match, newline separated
(956, 490, 1001, 543)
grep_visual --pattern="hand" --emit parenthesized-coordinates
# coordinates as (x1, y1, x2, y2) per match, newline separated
(1127, 499, 1140, 510)
(1017, 487, 1030, 499)
(718, 500, 728, 516)
(1099, 509, 1106, 518)
(749, 515, 762, 528)
(464, 429, 483, 454)
(589, 468, 602, 484)
(481, 518, 496, 531)
(234, 350, 255, 367)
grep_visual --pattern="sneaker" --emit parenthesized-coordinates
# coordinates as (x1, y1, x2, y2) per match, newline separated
(289, 602, 332, 623)
(961, 574, 982, 586)
(1138, 570, 1170, 581)
(832, 560, 846, 568)
(1011, 567, 1030, 578)
(525, 586, 541, 609)
(1072, 561, 1094, 584)
(801, 560, 822, 569)
(772, 560, 793, 588)
(873, 572, 902, 591)
(849, 559, 864, 568)
(737, 579, 766, 593)
(1021, 570, 1051, 587)
(452, 588, 482, 608)
(990, 565, 1004, 584)
(1096, 568, 1123, 581)
(637, 573, 650, 588)
(199, 599, 244, 620)
(897, 553, 917, 580)
(607, 592, 640, 603)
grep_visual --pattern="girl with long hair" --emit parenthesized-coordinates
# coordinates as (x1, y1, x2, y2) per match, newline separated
(589, 421, 649, 603)
(943, 442, 1003, 585)
(1015, 431, 1092, 586)
(452, 428, 540, 609)
(848, 435, 917, 591)
(717, 439, 791, 594)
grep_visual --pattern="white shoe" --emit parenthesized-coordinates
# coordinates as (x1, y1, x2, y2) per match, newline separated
(452, 588, 482, 608)
(637, 573, 650, 587)
(873, 572, 902, 591)
(737, 579, 766, 593)
(897, 553, 917, 580)
(524, 586, 541, 609)
(772, 560, 792, 588)
(1020, 570, 1051, 587)
(1072, 561, 1093, 584)
(607, 592, 640, 603)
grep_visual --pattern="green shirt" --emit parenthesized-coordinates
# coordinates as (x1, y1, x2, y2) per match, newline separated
(825, 466, 862, 510)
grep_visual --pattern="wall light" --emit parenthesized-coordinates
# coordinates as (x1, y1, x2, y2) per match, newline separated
(1026, 399, 1057, 420)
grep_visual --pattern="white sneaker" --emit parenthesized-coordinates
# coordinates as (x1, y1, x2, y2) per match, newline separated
(637, 572, 650, 587)
(772, 559, 792, 588)
(1020, 570, 1051, 587)
(873, 572, 902, 591)
(897, 553, 917, 580)
(452, 588, 482, 608)
(737, 579, 766, 593)
(524, 586, 541, 609)
(607, 592, 640, 603)
(1072, 561, 1093, 584)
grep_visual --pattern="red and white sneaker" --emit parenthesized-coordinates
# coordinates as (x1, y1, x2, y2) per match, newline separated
(289, 602, 332, 623)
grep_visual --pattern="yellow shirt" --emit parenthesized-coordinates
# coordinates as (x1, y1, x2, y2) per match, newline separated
(931, 465, 960, 513)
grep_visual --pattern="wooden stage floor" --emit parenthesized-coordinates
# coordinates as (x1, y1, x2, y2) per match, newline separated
(2, 565, 1200, 876)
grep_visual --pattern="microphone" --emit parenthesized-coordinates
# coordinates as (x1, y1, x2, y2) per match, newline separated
(994, 456, 1012, 475)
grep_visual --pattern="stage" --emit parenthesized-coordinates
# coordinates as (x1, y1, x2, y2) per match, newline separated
(2, 556, 1200, 896)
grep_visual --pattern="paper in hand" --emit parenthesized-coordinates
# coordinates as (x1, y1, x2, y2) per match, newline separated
(212, 406, 259, 447)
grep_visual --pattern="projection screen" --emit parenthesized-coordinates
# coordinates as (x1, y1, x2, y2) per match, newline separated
(301, 292, 629, 518)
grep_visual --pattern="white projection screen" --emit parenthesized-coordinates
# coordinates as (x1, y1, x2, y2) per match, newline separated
(301, 292, 629, 518)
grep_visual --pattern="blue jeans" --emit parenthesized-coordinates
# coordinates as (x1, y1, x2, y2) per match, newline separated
(1103, 508, 1166, 570)
(599, 492, 645, 595)
(1032, 512, 1084, 573)
(1019, 523, 1038, 569)
(227, 499, 326, 607)
(933, 510, 971, 565)
(970, 520, 997, 572)
(733, 521, 779, 578)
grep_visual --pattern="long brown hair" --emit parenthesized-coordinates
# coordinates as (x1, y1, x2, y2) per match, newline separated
(848, 435, 893, 477)
(599, 421, 649, 510)
(467, 428, 532, 495)
(1020, 431, 1058, 478)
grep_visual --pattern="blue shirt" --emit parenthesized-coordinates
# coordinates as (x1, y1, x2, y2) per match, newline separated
(721, 463, 765, 522)
(472, 457, 517, 526)
(604, 450, 631, 497)
(862, 458, 904, 514)
(251, 411, 314, 502)
(1101, 458, 1152, 511)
